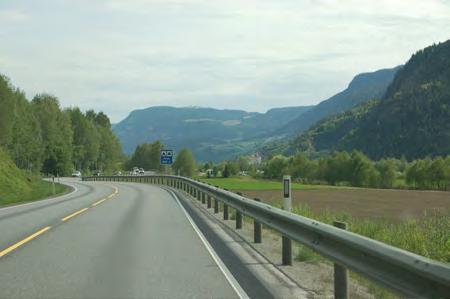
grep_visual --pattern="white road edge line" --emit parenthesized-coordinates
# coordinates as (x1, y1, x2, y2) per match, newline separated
(0, 181, 79, 211)
(166, 189, 250, 299)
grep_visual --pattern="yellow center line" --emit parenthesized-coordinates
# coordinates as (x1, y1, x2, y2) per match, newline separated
(0, 185, 120, 259)
(93, 186, 119, 205)
(92, 198, 108, 207)
(0, 226, 51, 258)
(61, 207, 89, 222)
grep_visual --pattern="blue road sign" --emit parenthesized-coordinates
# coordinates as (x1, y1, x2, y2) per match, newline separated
(160, 150, 174, 165)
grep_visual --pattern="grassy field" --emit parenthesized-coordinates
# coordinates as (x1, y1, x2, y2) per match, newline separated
(0, 148, 68, 207)
(201, 176, 340, 190)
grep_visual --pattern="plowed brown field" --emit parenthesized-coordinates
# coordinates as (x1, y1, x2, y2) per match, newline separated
(237, 188, 450, 221)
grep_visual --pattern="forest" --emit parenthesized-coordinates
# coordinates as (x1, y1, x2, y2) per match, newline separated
(0, 74, 123, 176)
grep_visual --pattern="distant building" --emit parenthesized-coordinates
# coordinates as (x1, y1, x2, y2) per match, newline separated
(249, 152, 262, 165)
(205, 169, 214, 177)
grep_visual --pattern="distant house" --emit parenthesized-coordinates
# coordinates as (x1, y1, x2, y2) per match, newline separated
(249, 152, 262, 165)
(205, 169, 214, 177)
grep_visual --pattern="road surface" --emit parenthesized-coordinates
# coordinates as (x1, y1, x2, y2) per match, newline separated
(0, 178, 247, 298)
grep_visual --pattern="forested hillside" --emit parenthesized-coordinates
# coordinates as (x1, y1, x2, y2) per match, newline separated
(0, 74, 123, 175)
(289, 40, 450, 159)
(277, 66, 401, 136)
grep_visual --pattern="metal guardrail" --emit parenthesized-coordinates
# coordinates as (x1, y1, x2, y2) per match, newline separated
(83, 175, 450, 299)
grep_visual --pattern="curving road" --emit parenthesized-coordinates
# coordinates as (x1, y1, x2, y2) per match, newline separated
(0, 178, 243, 298)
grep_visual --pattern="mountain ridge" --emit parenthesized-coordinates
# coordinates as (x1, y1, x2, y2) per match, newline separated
(287, 40, 450, 159)
(113, 66, 401, 162)
(276, 66, 402, 136)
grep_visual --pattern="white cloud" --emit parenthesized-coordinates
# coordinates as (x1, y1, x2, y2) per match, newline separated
(0, 0, 449, 121)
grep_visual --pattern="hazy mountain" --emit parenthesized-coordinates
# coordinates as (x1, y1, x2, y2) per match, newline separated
(277, 66, 401, 136)
(113, 106, 312, 161)
(114, 65, 402, 162)
(288, 40, 450, 159)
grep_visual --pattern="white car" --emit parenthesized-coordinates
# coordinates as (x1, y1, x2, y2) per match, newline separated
(71, 171, 82, 177)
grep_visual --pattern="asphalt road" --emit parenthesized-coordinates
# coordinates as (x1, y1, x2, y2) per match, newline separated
(0, 178, 242, 299)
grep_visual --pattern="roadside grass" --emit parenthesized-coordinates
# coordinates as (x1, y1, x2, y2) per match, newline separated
(200, 176, 341, 191)
(291, 204, 447, 298)
(228, 198, 448, 298)
(0, 178, 68, 207)
(0, 148, 68, 207)
(290, 203, 449, 263)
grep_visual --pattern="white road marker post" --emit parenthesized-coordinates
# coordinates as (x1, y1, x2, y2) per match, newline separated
(282, 175, 292, 265)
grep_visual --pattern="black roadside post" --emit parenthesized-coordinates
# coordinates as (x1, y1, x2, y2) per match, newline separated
(207, 194, 212, 208)
(223, 202, 229, 220)
(235, 192, 243, 229)
(334, 221, 349, 299)
(201, 192, 206, 204)
(223, 188, 229, 220)
(254, 198, 262, 243)
(214, 197, 219, 213)
(282, 175, 292, 266)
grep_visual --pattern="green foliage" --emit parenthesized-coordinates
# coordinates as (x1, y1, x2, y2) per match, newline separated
(261, 150, 449, 190)
(125, 141, 164, 171)
(264, 155, 288, 179)
(32, 94, 73, 175)
(291, 203, 449, 263)
(375, 159, 397, 188)
(0, 147, 67, 206)
(173, 148, 196, 177)
(0, 74, 123, 176)
(406, 157, 450, 190)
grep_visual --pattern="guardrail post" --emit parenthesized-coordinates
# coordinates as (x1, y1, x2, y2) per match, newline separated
(282, 175, 292, 265)
(214, 198, 219, 213)
(334, 221, 349, 299)
(207, 195, 212, 208)
(254, 198, 262, 243)
(223, 202, 229, 220)
(235, 192, 243, 229)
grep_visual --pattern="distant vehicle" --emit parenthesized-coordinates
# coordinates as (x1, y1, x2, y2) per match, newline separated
(115, 171, 122, 176)
(132, 166, 140, 176)
(139, 168, 145, 175)
(93, 171, 101, 176)
(71, 171, 81, 177)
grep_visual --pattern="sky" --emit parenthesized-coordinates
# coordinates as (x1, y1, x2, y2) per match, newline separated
(1, 0, 449, 122)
